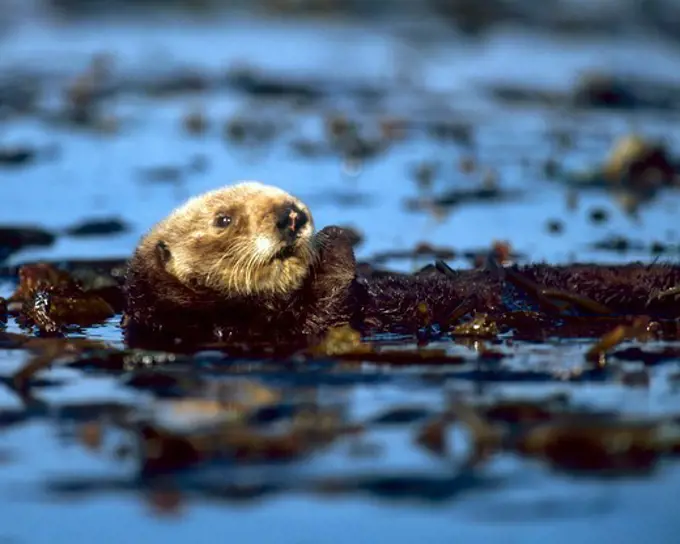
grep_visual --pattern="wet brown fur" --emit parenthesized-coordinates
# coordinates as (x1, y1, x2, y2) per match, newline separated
(124, 224, 365, 349)
(123, 185, 680, 349)
(513, 263, 680, 318)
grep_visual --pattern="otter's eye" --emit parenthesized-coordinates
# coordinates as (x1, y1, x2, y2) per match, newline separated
(214, 214, 232, 228)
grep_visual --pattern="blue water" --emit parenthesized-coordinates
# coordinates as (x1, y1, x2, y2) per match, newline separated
(1, 9, 680, 543)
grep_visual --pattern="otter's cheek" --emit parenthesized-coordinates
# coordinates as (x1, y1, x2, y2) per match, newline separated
(254, 235, 275, 257)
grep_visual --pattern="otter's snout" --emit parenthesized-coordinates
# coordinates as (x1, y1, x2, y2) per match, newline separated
(276, 204, 308, 241)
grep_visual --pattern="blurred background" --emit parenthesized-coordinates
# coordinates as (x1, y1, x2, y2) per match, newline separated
(2, 0, 680, 37)
(2, 0, 680, 271)
(2, 3, 680, 544)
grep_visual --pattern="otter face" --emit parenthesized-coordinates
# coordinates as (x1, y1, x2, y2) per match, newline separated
(140, 181, 317, 296)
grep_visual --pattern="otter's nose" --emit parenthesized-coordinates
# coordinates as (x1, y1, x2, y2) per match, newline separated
(276, 205, 308, 239)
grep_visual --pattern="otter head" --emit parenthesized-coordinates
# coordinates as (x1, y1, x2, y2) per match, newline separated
(139, 181, 317, 297)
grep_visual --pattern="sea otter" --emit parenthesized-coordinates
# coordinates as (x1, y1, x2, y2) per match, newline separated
(123, 181, 680, 350)
(123, 181, 362, 349)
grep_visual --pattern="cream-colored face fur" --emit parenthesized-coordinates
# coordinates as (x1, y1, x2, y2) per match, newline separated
(139, 181, 317, 296)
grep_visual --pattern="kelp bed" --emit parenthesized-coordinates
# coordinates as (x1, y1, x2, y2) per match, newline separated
(2, 6, 680, 542)
(2, 249, 680, 485)
(2, 235, 680, 519)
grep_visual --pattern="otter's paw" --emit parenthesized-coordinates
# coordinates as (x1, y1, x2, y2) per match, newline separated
(312, 226, 357, 290)
(316, 226, 359, 248)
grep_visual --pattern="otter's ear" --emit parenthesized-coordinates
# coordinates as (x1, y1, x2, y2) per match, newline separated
(156, 240, 172, 266)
